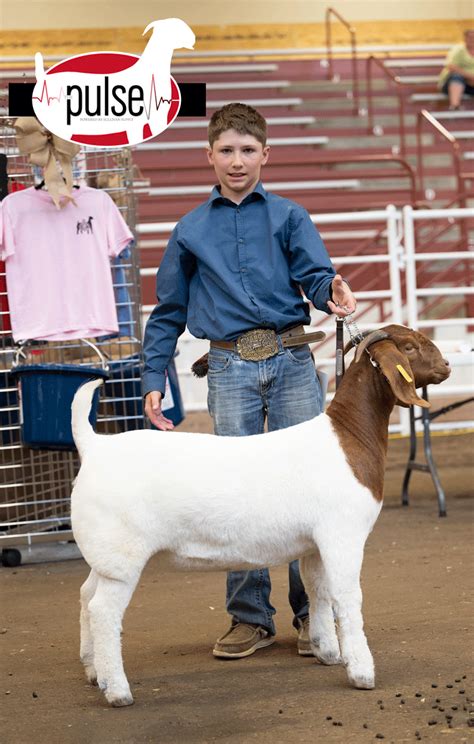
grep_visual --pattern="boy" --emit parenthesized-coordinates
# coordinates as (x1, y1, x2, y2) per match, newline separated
(143, 103, 356, 658)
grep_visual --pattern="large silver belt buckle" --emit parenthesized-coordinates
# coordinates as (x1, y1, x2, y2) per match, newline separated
(236, 329, 279, 361)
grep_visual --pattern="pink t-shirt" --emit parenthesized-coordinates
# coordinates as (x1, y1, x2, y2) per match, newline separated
(0, 186, 134, 342)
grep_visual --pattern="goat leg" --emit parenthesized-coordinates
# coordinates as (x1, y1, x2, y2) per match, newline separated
(300, 554, 342, 665)
(318, 536, 375, 689)
(88, 575, 137, 706)
(80, 569, 99, 685)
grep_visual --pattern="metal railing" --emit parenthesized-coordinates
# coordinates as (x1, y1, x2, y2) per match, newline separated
(403, 205, 474, 431)
(366, 55, 411, 157)
(416, 109, 467, 205)
(325, 6, 360, 116)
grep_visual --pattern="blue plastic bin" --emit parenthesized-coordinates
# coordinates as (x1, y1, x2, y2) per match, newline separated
(10, 364, 109, 450)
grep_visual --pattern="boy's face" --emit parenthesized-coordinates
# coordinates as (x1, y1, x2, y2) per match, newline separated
(207, 129, 270, 204)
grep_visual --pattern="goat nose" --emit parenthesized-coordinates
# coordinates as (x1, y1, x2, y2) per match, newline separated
(444, 358, 450, 366)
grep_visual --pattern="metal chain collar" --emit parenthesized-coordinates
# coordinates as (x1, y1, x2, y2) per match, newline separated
(342, 311, 364, 346)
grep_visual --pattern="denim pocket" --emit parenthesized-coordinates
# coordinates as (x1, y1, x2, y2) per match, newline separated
(284, 344, 313, 364)
(207, 349, 233, 374)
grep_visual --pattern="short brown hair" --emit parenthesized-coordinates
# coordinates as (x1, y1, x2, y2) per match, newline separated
(208, 103, 267, 147)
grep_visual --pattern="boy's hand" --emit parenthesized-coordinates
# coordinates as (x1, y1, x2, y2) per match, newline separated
(327, 274, 357, 317)
(145, 391, 175, 431)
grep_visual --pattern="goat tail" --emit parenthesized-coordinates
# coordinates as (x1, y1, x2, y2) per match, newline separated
(71, 378, 103, 458)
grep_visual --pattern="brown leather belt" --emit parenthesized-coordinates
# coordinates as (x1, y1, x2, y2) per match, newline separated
(210, 325, 326, 362)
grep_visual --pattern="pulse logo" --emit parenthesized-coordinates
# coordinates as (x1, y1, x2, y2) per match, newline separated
(32, 18, 195, 148)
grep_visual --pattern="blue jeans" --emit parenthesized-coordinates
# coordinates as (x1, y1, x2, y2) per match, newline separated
(441, 72, 474, 96)
(207, 339, 323, 635)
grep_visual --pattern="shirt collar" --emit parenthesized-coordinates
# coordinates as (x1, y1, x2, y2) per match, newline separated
(208, 181, 268, 206)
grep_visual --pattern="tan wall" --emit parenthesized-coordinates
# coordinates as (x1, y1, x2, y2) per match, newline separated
(1, 0, 473, 31)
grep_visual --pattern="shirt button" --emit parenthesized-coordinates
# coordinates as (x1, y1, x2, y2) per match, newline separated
(241, 268, 247, 273)
(238, 239, 244, 243)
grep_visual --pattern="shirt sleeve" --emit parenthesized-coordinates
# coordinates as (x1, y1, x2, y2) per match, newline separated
(0, 202, 15, 261)
(104, 192, 135, 257)
(287, 206, 336, 314)
(142, 225, 196, 397)
(446, 44, 461, 65)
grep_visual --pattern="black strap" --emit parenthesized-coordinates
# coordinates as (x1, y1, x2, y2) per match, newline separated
(335, 318, 345, 389)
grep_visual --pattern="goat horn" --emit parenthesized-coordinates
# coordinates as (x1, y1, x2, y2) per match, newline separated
(354, 330, 390, 363)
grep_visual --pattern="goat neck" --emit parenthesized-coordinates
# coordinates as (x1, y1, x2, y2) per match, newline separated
(326, 352, 396, 501)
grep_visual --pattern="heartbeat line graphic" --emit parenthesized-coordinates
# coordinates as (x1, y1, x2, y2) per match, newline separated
(32, 79, 67, 105)
(144, 74, 180, 119)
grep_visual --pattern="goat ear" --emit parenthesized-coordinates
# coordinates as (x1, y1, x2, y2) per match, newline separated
(370, 340, 431, 409)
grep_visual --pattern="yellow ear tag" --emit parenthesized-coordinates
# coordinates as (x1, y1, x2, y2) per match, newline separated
(396, 364, 413, 383)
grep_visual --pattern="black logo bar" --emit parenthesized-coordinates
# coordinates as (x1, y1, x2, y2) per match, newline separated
(8, 82, 207, 118)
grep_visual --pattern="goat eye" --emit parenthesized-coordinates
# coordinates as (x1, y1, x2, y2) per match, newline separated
(404, 344, 414, 352)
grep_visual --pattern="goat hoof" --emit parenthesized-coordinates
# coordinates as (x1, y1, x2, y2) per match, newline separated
(348, 673, 375, 689)
(84, 665, 98, 685)
(105, 686, 134, 707)
(109, 694, 134, 707)
(312, 645, 342, 665)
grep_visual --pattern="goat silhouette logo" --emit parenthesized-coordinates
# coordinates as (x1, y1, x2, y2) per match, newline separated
(32, 18, 195, 148)
(77, 217, 94, 234)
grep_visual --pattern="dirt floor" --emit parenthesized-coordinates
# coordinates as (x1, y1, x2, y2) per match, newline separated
(1, 417, 473, 744)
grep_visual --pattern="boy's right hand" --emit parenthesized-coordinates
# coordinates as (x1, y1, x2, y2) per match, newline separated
(144, 391, 175, 431)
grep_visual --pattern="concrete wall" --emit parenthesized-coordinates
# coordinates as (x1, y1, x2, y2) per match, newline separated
(1, 0, 473, 31)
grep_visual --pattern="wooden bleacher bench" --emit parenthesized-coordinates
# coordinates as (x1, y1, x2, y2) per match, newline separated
(171, 63, 279, 73)
(206, 80, 290, 90)
(206, 97, 303, 108)
(136, 135, 330, 151)
(171, 116, 316, 128)
(384, 59, 445, 68)
(145, 179, 361, 196)
(395, 75, 439, 84)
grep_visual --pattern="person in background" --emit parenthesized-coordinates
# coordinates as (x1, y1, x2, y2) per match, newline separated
(142, 103, 356, 660)
(438, 29, 474, 110)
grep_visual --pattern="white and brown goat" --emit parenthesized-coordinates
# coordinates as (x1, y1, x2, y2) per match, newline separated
(70, 324, 450, 706)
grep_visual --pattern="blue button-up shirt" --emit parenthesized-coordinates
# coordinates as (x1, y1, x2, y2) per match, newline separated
(143, 182, 336, 395)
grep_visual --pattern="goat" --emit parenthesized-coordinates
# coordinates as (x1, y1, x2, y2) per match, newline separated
(70, 324, 450, 707)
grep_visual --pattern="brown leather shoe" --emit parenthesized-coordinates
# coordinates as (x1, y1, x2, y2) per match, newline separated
(297, 616, 314, 656)
(213, 623, 275, 659)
